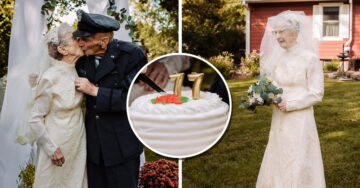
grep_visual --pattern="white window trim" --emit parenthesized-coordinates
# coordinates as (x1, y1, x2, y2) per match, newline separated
(319, 2, 343, 41)
(319, 2, 343, 6)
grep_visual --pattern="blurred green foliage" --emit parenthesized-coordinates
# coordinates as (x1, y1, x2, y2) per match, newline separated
(41, 0, 86, 30)
(183, 0, 246, 64)
(208, 51, 234, 79)
(17, 163, 35, 188)
(0, 0, 14, 78)
(130, 0, 178, 58)
(107, 1, 137, 42)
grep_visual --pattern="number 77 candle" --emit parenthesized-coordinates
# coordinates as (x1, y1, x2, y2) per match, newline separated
(187, 72, 204, 100)
(169, 72, 184, 97)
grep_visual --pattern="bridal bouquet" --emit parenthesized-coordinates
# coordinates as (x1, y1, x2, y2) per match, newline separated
(239, 76, 283, 111)
(139, 159, 178, 188)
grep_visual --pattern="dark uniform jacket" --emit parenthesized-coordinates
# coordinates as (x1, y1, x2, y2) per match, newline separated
(207, 75, 230, 105)
(76, 39, 147, 166)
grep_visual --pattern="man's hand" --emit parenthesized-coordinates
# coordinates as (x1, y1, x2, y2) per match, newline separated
(51, 147, 65, 167)
(75, 77, 98, 96)
(139, 63, 169, 91)
(141, 67, 147, 74)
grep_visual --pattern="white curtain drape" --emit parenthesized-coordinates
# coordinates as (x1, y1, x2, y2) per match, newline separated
(0, 1, 46, 187)
(323, 22, 339, 37)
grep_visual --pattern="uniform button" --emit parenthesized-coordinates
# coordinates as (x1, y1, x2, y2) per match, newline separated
(94, 105, 96, 108)
(95, 84, 99, 87)
(114, 83, 118, 86)
(95, 115, 100, 119)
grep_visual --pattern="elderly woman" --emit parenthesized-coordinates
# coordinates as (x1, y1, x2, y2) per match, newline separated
(256, 11, 325, 187)
(28, 23, 87, 187)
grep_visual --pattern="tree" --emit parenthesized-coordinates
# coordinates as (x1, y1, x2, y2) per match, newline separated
(0, 0, 14, 78)
(41, 0, 86, 30)
(183, 0, 246, 64)
(130, 0, 178, 58)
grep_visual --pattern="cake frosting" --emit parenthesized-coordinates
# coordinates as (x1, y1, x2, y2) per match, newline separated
(129, 90, 229, 157)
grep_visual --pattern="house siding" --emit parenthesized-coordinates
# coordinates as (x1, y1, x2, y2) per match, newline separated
(351, 1, 360, 58)
(249, 2, 350, 60)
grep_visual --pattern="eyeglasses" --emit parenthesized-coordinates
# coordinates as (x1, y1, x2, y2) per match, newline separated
(272, 29, 287, 35)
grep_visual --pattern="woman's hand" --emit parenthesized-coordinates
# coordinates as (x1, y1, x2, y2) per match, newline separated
(51, 147, 65, 167)
(273, 96, 286, 112)
(276, 100, 287, 112)
(272, 96, 278, 105)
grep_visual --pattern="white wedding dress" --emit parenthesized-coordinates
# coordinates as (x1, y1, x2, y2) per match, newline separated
(256, 45, 326, 188)
(29, 61, 87, 188)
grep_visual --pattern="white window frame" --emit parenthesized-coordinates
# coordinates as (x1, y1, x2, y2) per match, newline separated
(319, 3, 343, 41)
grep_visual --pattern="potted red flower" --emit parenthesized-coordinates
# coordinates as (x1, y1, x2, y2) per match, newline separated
(139, 159, 178, 188)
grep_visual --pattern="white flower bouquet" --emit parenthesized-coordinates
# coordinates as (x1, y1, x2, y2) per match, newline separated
(239, 76, 283, 111)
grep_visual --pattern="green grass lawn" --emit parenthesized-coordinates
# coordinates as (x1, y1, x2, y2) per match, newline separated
(178, 77, 360, 188)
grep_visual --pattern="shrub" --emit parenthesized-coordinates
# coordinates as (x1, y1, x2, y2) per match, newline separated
(323, 59, 339, 72)
(17, 163, 35, 188)
(139, 159, 178, 188)
(208, 51, 234, 79)
(241, 51, 260, 77)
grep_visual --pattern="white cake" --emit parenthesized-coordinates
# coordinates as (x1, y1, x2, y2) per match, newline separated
(128, 90, 229, 157)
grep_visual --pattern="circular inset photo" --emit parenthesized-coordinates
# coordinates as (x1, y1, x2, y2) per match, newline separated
(126, 53, 232, 158)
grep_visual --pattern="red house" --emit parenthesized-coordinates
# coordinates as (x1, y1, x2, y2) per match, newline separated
(245, 0, 360, 70)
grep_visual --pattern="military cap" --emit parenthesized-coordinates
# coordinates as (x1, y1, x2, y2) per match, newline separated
(73, 10, 120, 37)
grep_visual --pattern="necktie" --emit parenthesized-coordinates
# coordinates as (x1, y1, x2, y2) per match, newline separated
(94, 56, 102, 69)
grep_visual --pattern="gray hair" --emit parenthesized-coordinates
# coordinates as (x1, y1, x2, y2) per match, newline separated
(270, 13, 300, 33)
(47, 23, 74, 60)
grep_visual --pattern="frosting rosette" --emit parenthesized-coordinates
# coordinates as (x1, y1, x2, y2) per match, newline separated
(151, 94, 188, 105)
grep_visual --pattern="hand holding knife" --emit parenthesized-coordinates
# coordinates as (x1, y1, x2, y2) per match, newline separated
(137, 73, 166, 93)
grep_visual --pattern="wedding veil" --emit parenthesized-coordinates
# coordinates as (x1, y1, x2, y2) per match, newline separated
(6, 30, 57, 146)
(259, 10, 320, 77)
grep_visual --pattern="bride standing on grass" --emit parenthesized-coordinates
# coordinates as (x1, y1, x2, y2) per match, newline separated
(256, 11, 326, 187)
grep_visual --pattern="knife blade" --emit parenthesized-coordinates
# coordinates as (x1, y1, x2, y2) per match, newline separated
(137, 73, 166, 93)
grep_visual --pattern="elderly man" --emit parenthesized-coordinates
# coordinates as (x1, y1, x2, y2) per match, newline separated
(73, 10, 146, 188)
